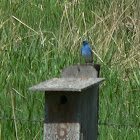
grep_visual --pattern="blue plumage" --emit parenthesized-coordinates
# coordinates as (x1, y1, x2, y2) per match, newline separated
(81, 40, 93, 63)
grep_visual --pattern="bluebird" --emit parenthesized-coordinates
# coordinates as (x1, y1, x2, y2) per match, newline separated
(81, 40, 93, 63)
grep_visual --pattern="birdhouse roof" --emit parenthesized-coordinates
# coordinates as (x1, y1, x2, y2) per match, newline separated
(29, 78, 105, 92)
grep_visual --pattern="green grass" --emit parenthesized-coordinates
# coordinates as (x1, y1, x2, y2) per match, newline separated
(0, 0, 139, 139)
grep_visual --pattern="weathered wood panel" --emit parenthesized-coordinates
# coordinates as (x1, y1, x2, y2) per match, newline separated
(44, 123, 80, 140)
(29, 78, 104, 92)
(44, 85, 99, 140)
(61, 64, 100, 78)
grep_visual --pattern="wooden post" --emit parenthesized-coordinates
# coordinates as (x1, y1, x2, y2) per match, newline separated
(29, 64, 105, 140)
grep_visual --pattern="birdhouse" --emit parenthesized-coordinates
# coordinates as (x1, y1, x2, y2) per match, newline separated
(29, 64, 105, 140)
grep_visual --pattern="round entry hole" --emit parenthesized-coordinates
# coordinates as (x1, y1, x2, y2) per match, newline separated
(60, 95, 67, 104)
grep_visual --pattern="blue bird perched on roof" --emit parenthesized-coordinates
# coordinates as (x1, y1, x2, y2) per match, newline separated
(81, 40, 93, 63)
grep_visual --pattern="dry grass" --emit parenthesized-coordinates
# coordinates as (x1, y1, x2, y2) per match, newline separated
(0, 0, 139, 139)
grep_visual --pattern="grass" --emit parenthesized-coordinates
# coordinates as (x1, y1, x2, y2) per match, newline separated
(0, 0, 139, 139)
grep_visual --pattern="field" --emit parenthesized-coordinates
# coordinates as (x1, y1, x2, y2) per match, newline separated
(0, 0, 139, 139)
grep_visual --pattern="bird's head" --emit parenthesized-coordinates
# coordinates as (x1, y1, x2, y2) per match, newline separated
(83, 40, 88, 45)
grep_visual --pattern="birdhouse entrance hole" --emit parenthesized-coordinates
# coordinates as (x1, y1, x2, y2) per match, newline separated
(60, 95, 67, 104)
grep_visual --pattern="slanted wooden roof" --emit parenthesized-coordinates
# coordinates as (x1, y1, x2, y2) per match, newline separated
(29, 78, 105, 92)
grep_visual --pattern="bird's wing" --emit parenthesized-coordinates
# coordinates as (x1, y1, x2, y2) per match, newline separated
(87, 45, 93, 55)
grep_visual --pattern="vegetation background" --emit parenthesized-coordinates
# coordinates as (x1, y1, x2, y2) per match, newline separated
(0, 0, 139, 139)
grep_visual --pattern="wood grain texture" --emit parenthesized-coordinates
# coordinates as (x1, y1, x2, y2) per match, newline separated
(29, 78, 105, 92)
(44, 123, 80, 140)
(44, 85, 99, 140)
(62, 64, 100, 78)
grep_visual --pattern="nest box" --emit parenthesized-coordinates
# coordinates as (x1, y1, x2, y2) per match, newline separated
(29, 64, 105, 140)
